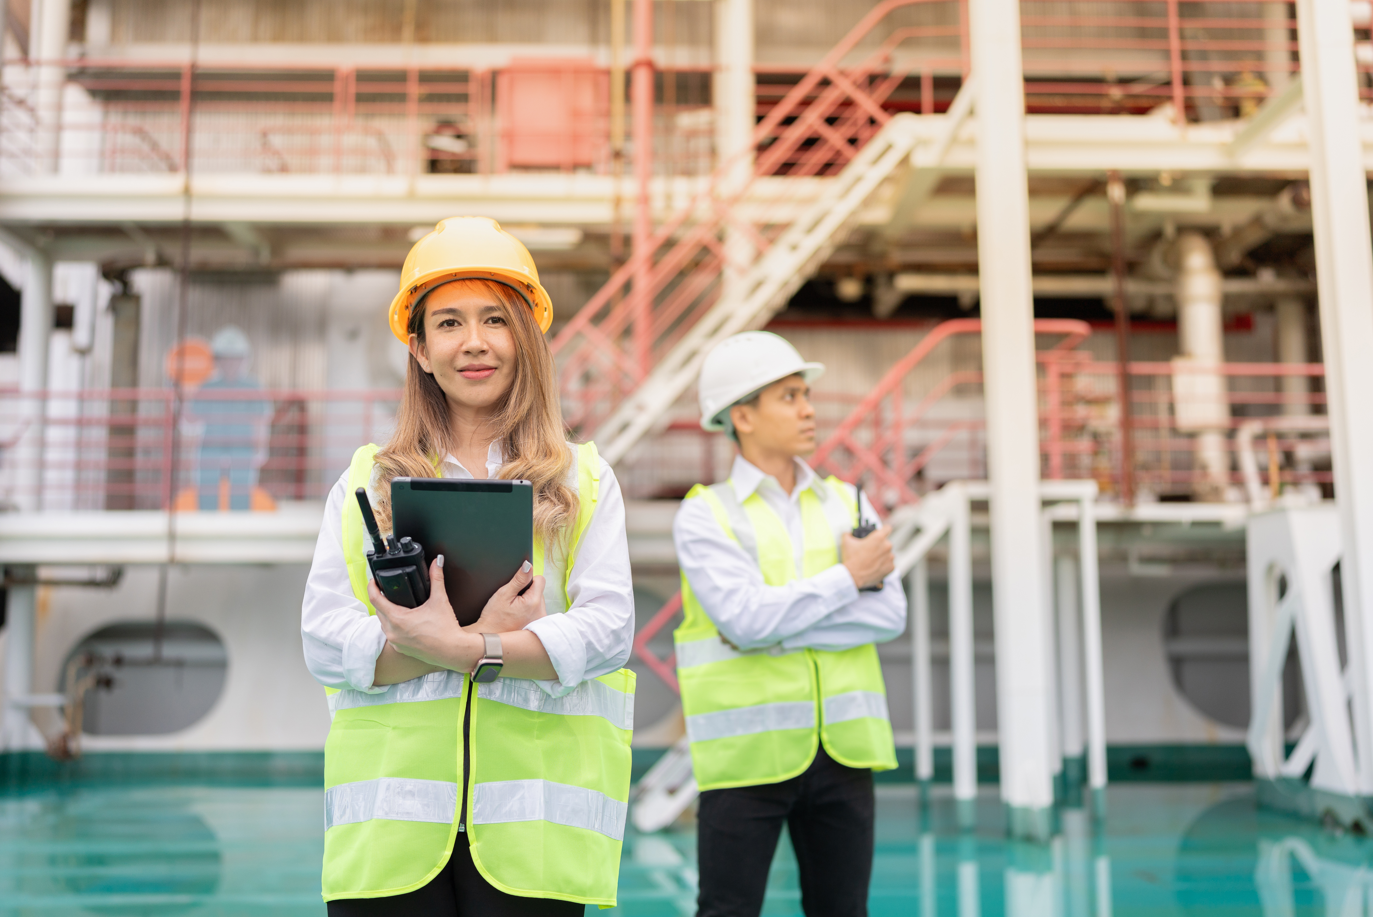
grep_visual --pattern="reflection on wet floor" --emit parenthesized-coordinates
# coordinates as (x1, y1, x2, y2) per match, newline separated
(1, 782, 1370, 915)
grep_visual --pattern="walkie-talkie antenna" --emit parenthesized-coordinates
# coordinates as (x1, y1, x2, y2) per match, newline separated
(855, 481, 865, 527)
(355, 488, 393, 554)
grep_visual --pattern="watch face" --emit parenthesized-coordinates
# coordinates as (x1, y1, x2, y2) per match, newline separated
(474, 662, 502, 684)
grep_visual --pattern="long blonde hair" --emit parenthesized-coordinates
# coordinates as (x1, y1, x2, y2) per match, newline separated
(371, 279, 577, 546)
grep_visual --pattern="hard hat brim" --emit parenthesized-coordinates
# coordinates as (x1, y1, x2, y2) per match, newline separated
(700, 362, 825, 431)
(388, 268, 554, 342)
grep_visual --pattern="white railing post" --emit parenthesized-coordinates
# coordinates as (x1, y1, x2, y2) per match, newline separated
(948, 485, 978, 824)
(909, 559, 935, 786)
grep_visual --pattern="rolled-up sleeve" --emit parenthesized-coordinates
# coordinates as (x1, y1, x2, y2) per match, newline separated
(300, 473, 388, 693)
(525, 457, 635, 696)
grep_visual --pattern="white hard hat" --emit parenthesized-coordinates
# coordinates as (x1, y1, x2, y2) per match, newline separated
(698, 331, 824, 431)
(210, 325, 252, 358)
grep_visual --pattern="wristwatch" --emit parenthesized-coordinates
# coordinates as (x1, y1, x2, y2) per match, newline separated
(471, 633, 504, 683)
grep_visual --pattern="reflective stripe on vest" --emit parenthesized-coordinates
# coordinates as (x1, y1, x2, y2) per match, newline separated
(478, 675, 634, 732)
(685, 701, 817, 743)
(674, 474, 898, 791)
(323, 440, 633, 908)
(472, 779, 628, 841)
(326, 777, 458, 829)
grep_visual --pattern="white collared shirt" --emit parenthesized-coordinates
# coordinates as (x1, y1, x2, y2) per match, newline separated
(672, 454, 907, 652)
(301, 441, 634, 698)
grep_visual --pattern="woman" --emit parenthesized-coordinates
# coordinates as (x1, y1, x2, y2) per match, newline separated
(301, 217, 636, 915)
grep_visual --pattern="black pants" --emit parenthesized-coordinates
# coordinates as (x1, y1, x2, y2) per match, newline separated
(326, 835, 584, 917)
(696, 746, 875, 917)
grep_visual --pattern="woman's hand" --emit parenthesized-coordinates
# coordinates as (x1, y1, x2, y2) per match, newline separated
(369, 555, 473, 669)
(469, 561, 547, 635)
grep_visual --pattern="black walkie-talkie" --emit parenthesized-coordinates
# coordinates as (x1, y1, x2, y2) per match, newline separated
(852, 482, 883, 593)
(355, 488, 430, 608)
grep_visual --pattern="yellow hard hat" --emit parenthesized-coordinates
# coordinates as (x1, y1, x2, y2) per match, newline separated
(388, 216, 554, 341)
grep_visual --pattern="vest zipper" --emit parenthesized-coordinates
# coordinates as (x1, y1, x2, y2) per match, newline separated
(458, 674, 474, 833)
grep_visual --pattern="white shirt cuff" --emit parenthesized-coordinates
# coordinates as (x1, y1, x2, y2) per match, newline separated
(341, 615, 389, 693)
(815, 563, 860, 610)
(525, 614, 587, 697)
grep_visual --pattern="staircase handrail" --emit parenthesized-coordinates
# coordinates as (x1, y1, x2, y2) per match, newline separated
(549, 0, 965, 433)
(812, 318, 1092, 502)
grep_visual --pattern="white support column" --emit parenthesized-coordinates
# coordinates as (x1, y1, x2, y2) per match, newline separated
(1295, 0, 1373, 796)
(909, 559, 934, 784)
(948, 487, 978, 820)
(2, 575, 40, 750)
(1078, 494, 1108, 798)
(714, 0, 755, 301)
(1055, 553, 1086, 777)
(33, 0, 73, 173)
(17, 248, 54, 512)
(1041, 508, 1062, 783)
(1174, 231, 1230, 502)
(970, 0, 1055, 839)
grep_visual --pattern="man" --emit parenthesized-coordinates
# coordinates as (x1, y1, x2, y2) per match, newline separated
(673, 330, 907, 917)
(188, 325, 272, 511)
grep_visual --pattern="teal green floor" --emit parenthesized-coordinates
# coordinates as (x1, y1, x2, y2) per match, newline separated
(0, 782, 1365, 915)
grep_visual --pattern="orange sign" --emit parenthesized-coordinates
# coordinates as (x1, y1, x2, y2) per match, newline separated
(166, 338, 214, 388)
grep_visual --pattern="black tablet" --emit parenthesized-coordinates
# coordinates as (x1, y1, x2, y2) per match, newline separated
(390, 477, 533, 626)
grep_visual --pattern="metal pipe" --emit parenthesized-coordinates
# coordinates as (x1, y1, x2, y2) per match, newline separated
(631, 0, 654, 380)
(1078, 493, 1108, 797)
(17, 247, 53, 512)
(1275, 296, 1310, 417)
(1173, 231, 1230, 501)
(909, 559, 934, 784)
(947, 486, 977, 812)
(32, 0, 72, 173)
(714, 0, 756, 304)
(1108, 172, 1135, 504)
(971, 0, 1055, 836)
(1055, 552, 1085, 767)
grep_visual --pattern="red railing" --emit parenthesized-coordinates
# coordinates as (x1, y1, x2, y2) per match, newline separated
(0, 388, 401, 511)
(629, 317, 1332, 692)
(549, 0, 969, 440)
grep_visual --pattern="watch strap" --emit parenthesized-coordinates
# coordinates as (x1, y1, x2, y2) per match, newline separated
(481, 633, 502, 661)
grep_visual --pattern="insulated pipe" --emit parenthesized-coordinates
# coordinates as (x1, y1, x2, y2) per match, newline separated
(908, 559, 934, 784)
(971, 0, 1055, 838)
(1173, 231, 1230, 502)
(947, 487, 977, 819)
(714, 0, 755, 303)
(33, 0, 73, 174)
(1296, 0, 1373, 796)
(17, 248, 54, 512)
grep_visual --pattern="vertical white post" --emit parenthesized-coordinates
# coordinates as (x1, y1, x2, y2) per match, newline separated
(1042, 508, 1062, 782)
(1275, 297, 1310, 416)
(714, 0, 755, 303)
(1056, 553, 1085, 772)
(970, 0, 1055, 838)
(1295, 0, 1373, 796)
(1078, 495, 1108, 796)
(949, 487, 978, 814)
(910, 559, 934, 783)
(2, 576, 39, 750)
(17, 249, 54, 512)
(33, 0, 73, 173)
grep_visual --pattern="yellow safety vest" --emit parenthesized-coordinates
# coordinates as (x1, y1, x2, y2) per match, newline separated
(674, 476, 897, 792)
(321, 441, 635, 907)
